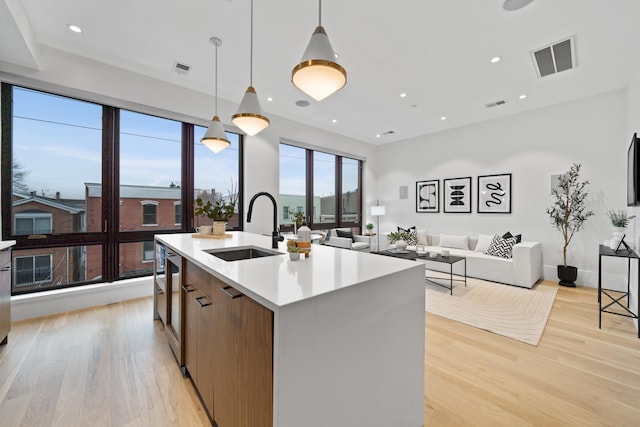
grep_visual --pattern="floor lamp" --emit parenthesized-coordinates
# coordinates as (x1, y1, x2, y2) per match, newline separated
(371, 202, 386, 252)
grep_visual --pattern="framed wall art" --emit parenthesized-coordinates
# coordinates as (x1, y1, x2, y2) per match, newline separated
(477, 173, 512, 214)
(443, 177, 472, 213)
(416, 180, 439, 213)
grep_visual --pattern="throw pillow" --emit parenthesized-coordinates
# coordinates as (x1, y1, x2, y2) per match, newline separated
(475, 234, 495, 253)
(503, 231, 522, 244)
(439, 233, 469, 250)
(336, 229, 355, 242)
(416, 229, 429, 246)
(397, 226, 416, 233)
(485, 235, 517, 259)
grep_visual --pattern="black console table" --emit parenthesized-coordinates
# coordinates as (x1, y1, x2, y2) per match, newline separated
(597, 244, 639, 338)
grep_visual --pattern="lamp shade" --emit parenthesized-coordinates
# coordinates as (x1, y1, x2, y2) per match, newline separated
(232, 86, 270, 136)
(292, 26, 346, 101)
(371, 205, 386, 216)
(201, 116, 231, 153)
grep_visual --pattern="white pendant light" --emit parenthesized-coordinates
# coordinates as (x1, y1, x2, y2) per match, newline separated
(232, 0, 270, 136)
(292, 0, 346, 101)
(202, 37, 231, 153)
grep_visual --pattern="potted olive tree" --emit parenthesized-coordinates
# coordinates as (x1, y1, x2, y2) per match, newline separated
(546, 163, 594, 287)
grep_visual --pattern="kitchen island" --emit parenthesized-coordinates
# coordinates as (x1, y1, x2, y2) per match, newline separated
(155, 231, 425, 427)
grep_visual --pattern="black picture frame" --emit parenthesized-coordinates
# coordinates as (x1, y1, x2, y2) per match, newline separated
(443, 177, 472, 213)
(416, 180, 439, 213)
(477, 173, 512, 214)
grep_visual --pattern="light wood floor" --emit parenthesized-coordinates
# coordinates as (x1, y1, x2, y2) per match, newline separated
(0, 282, 638, 426)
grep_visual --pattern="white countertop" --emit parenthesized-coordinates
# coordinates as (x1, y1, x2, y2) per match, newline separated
(156, 232, 420, 311)
(0, 241, 16, 251)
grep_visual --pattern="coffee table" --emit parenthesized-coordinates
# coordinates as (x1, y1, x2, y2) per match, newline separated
(376, 249, 467, 295)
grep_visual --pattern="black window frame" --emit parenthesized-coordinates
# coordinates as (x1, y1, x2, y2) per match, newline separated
(279, 143, 363, 232)
(1, 83, 244, 295)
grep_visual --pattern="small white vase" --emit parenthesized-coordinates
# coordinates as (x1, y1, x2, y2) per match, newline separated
(610, 227, 626, 249)
(289, 252, 300, 261)
(395, 239, 408, 251)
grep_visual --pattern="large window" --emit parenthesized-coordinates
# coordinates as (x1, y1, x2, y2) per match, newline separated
(279, 143, 362, 230)
(1, 84, 243, 294)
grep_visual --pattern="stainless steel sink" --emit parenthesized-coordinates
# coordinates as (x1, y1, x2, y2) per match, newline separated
(204, 246, 284, 262)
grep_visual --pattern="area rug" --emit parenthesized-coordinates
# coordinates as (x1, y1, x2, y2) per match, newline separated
(424, 274, 557, 346)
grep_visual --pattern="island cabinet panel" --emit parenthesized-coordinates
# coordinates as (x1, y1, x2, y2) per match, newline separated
(183, 261, 273, 427)
(213, 279, 274, 427)
(184, 261, 217, 421)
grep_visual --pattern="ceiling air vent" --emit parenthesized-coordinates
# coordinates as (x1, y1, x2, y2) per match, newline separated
(485, 100, 507, 108)
(531, 36, 576, 78)
(172, 61, 191, 75)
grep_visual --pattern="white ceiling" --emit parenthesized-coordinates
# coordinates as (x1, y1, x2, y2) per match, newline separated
(2, 0, 640, 145)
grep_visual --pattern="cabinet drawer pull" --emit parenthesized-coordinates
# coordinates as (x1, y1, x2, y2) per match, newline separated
(221, 286, 244, 299)
(182, 284, 196, 293)
(0, 266, 10, 272)
(195, 296, 211, 307)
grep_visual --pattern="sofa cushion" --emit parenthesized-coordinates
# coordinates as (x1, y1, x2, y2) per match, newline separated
(475, 234, 495, 253)
(439, 233, 469, 250)
(336, 229, 355, 242)
(485, 235, 517, 258)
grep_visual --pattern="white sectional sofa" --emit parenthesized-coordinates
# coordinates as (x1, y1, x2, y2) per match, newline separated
(380, 230, 543, 288)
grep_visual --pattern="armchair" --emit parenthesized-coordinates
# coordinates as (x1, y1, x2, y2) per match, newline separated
(325, 228, 370, 251)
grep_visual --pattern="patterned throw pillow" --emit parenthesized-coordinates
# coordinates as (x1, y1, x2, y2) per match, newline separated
(406, 230, 418, 246)
(485, 235, 517, 259)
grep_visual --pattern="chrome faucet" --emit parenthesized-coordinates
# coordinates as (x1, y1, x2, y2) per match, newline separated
(247, 191, 284, 249)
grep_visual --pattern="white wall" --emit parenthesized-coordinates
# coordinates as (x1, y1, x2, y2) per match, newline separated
(376, 89, 629, 288)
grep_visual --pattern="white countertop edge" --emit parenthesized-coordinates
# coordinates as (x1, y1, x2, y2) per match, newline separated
(156, 232, 422, 311)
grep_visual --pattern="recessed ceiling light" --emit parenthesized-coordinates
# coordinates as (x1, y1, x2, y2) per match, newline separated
(266, 97, 273, 102)
(376, 134, 381, 138)
(490, 56, 501, 63)
(440, 116, 447, 121)
(332, 119, 337, 123)
(503, 0, 535, 11)
(67, 24, 82, 33)
(400, 93, 407, 98)
(519, 94, 527, 99)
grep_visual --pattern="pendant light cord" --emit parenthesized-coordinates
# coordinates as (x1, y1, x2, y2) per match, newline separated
(250, 0, 254, 86)
(319, 0, 322, 26)
(214, 43, 219, 116)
